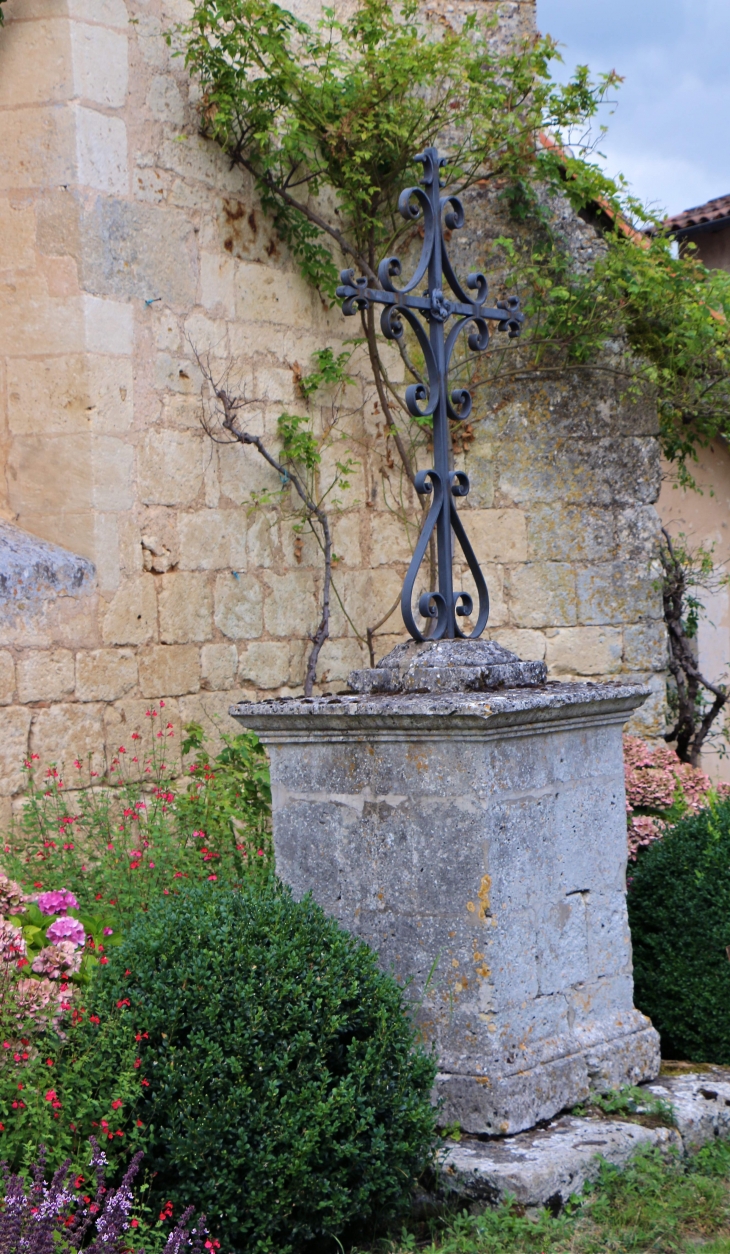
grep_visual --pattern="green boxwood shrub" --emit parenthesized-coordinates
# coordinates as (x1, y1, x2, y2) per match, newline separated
(628, 796, 730, 1063)
(87, 883, 437, 1253)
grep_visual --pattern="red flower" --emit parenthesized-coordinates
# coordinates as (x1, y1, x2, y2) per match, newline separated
(100, 957, 108, 965)
(141, 1078, 150, 1087)
(74, 1176, 85, 1188)
(111, 1099, 123, 1110)
(135, 1032, 148, 1041)
(90, 1015, 100, 1025)
(134, 1059, 141, 1069)
(207, 874, 218, 882)
(136, 1119, 144, 1127)
(116, 999, 130, 1009)
(46, 1059, 54, 1067)
(45, 1090, 57, 1102)
(131, 1219, 139, 1228)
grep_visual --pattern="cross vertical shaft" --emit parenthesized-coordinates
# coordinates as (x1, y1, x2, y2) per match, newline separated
(337, 146, 524, 643)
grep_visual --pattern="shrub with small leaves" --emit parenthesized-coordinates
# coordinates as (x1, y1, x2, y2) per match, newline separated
(628, 795, 730, 1062)
(88, 883, 438, 1254)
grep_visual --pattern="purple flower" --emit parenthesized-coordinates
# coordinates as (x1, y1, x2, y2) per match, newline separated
(46, 917, 85, 948)
(103, 927, 114, 936)
(37, 889, 78, 917)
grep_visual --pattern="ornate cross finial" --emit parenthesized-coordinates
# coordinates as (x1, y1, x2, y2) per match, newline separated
(337, 146, 523, 642)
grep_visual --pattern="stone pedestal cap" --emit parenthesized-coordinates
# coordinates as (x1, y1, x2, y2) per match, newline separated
(348, 638, 547, 695)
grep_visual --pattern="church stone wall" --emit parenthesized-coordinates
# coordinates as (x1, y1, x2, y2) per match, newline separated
(0, 0, 666, 823)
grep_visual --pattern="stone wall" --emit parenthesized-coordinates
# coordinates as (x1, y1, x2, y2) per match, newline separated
(0, 0, 666, 823)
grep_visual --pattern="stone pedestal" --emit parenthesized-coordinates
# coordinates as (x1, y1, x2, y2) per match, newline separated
(231, 641, 660, 1135)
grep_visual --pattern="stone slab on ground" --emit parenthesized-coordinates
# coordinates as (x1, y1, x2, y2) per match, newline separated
(439, 1069, 730, 1210)
(440, 1116, 681, 1209)
(646, 1067, 730, 1149)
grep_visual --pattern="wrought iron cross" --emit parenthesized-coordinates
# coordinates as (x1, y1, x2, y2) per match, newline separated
(337, 146, 523, 642)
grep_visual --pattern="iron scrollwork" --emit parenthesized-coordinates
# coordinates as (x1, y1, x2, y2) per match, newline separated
(337, 146, 524, 643)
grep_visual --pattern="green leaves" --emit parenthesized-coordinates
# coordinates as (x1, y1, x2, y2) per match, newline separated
(629, 798, 730, 1062)
(180, 0, 611, 292)
(299, 346, 354, 399)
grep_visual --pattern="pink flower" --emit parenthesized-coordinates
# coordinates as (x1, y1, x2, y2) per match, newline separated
(36, 889, 78, 917)
(32, 941, 82, 979)
(103, 927, 114, 936)
(46, 917, 85, 948)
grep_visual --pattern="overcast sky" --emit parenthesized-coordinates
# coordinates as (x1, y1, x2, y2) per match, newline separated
(536, 0, 730, 219)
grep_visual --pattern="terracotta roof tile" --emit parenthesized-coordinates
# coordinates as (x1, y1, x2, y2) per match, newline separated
(664, 194, 730, 233)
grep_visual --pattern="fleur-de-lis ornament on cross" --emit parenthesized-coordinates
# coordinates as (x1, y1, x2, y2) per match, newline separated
(337, 147, 523, 642)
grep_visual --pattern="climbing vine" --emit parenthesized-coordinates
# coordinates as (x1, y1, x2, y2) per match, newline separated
(178, 0, 730, 679)
(181, 0, 730, 479)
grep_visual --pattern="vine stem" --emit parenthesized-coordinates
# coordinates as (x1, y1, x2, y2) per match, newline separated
(193, 351, 331, 697)
(661, 526, 728, 765)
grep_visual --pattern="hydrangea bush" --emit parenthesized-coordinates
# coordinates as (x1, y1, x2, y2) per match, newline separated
(623, 735, 730, 859)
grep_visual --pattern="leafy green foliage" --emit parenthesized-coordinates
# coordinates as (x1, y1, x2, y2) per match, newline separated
(0, 1000, 143, 1179)
(177, 722, 272, 878)
(571, 1084, 676, 1126)
(628, 796, 730, 1062)
(2, 717, 273, 931)
(180, 0, 730, 475)
(299, 346, 355, 399)
(89, 883, 438, 1254)
(498, 183, 730, 470)
(180, 0, 615, 287)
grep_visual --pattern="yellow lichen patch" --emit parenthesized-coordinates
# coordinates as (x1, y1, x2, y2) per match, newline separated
(451, 958, 460, 968)
(477, 874, 491, 922)
(466, 901, 476, 913)
(475, 964, 490, 978)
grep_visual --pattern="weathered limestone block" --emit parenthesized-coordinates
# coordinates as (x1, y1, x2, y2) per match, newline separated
(0, 652, 15, 705)
(0, 521, 95, 615)
(646, 1069, 730, 1149)
(232, 640, 660, 1135)
(440, 1117, 681, 1209)
(17, 650, 75, 704)
(138, 644, 200, 698)
(75, 647, 138, 702)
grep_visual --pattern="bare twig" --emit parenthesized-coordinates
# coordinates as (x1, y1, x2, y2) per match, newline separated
(193, 348, 331, 696)
(366, 593, 401, 666)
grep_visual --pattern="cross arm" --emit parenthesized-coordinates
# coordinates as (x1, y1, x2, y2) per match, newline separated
(336, 270, 524, 338)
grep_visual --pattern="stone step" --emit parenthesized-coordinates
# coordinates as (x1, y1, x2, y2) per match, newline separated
(438, 1069, 730, 1210)
(440, 1116, 681, 1210)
